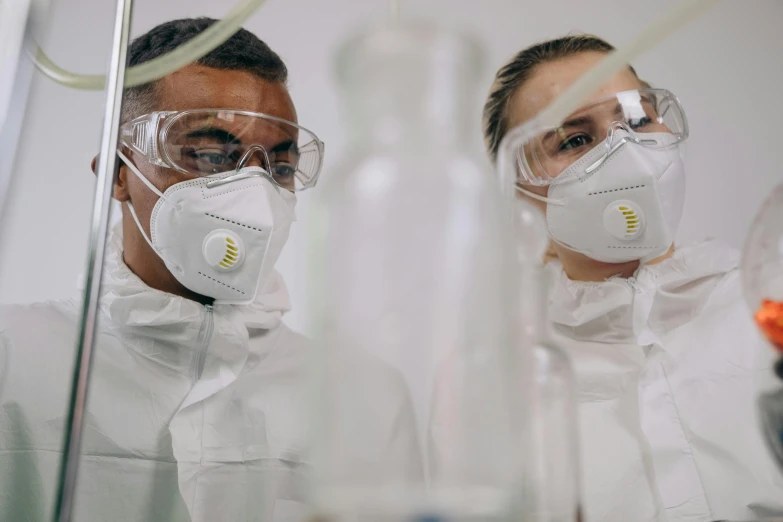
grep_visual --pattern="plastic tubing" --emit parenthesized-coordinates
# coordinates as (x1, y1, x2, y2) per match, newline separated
(30, 0, 269, 90)
(538, 0, 717, 128)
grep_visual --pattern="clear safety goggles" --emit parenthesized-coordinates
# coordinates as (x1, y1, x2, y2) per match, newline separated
(119, 109, 325, 192)
(516, 89, 688, 186)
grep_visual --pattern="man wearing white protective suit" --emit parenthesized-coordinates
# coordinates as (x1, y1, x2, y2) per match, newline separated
(480, 35, 783, 521)
(0, 18, 422, 522)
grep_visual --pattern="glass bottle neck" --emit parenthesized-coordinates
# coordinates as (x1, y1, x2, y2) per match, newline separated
(337, 25, 483, 149)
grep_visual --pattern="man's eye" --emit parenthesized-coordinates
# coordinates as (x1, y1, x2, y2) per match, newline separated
(629, 116, 653, 130)
(187, 149, 232, 167)
(558, 134, 592, 152)
(197, 152, 230, 166)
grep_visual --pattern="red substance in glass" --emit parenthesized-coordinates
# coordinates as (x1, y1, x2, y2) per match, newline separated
(756, 299, 783, 352)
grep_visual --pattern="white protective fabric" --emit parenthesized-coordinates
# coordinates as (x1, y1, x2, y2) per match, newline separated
(546, 239, 783, 522)
(0, 225, 422, 522)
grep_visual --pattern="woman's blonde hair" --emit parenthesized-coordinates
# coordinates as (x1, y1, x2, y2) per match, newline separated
(482, 34, 647, 164)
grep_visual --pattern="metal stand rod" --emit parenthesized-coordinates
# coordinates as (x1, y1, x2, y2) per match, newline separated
(53, 0, 133, 519)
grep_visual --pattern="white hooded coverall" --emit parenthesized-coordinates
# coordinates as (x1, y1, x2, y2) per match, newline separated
(546, 239, 783, 522)
(0, 228, 422, 522)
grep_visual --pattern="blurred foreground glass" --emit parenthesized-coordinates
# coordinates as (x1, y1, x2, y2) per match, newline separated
(741, 181, 783, 474)
(306, 24, 523, 521)
(0, 0, 95, 519)
(512, 199, 581, 522)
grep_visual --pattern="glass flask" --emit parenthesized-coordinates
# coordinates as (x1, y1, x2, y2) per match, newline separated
(307, 24, 522, 522)
(511, 199, 581, 522)
(740, 181, 783, 473)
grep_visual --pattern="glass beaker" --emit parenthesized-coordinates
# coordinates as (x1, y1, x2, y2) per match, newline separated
(306, 23, 521, 522)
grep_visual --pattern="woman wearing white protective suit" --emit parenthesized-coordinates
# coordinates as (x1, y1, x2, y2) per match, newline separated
(482, 35, 783, 521)
(0, 19, 421, 522)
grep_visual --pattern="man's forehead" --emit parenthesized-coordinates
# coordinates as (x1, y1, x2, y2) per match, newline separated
(156, 64, 297, 123)
(177, 112, 299, 145)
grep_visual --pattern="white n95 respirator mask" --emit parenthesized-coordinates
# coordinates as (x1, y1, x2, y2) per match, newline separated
(518, 132, 685, 264)
(117, 150, 296, 304)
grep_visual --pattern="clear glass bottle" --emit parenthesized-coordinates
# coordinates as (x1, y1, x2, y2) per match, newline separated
(512, 199, 582, 522)
(306, 24, 521, 522)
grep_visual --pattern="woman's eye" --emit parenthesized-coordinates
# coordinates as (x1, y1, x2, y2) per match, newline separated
(629, 116, 653, 129)
(558, 134, 591, 152)
(272, 164, 296, 178)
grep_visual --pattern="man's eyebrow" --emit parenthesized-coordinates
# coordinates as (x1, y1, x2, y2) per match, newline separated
(185, 127, 241, 144)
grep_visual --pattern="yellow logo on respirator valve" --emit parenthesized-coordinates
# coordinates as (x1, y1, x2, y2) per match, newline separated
(220, 237, 240, 268)
(619, 205, 640, 236)
(603, 200, 645, 241)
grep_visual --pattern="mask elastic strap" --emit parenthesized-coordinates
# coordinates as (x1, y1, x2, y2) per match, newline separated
(514, 184, 570, 251)
(125, 201, 182, 273)
(117, 150, 181, 272)
(117, 150, 167, 200)
(515, 184, 565, 206)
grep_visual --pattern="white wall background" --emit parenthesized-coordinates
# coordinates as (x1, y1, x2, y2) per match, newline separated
(1, 0, 782, 336)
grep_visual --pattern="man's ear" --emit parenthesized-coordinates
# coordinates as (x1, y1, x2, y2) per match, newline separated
(93, 153, 131, 202)
(114, 163, 131, 202)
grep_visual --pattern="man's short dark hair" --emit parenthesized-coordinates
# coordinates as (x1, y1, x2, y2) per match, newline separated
(122, 17, 288, 123)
